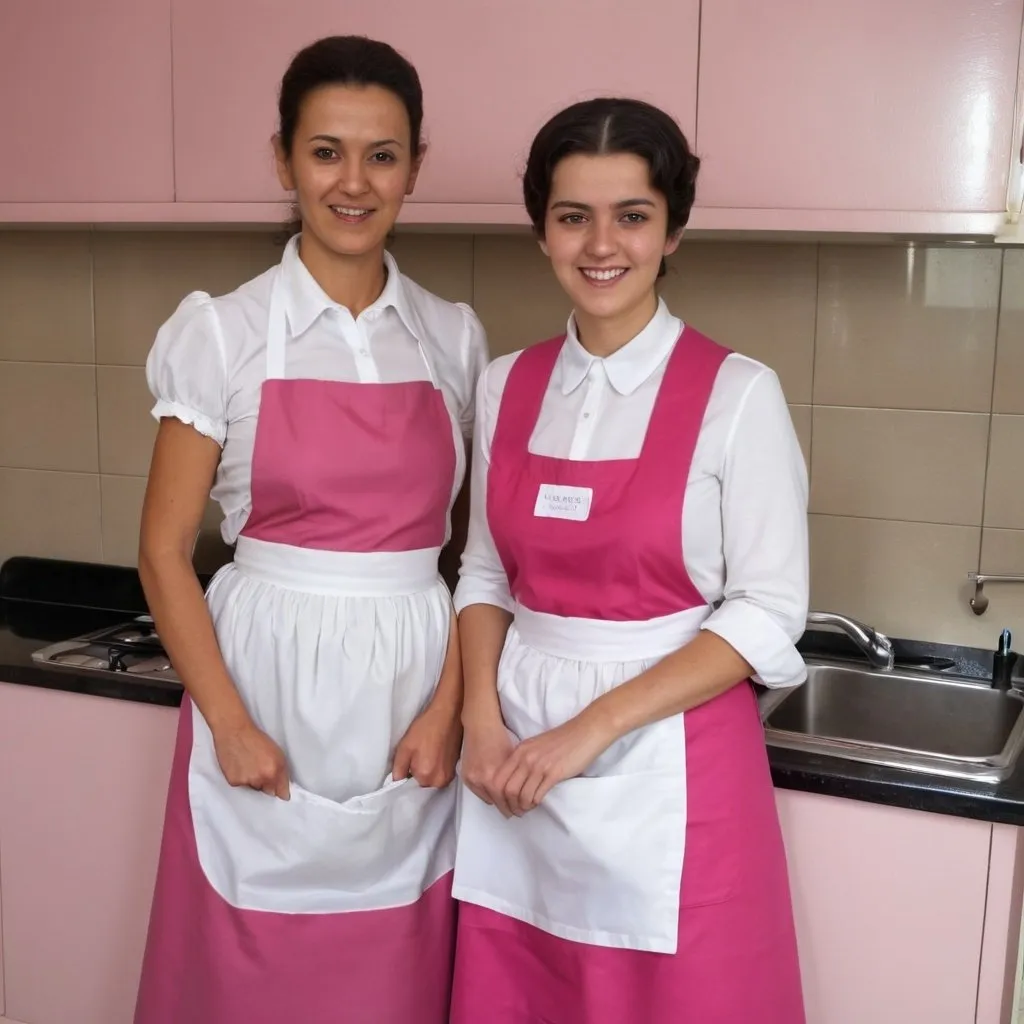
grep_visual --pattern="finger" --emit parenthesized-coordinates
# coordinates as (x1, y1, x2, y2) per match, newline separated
(530, 773, 560, 808)
(485, 768, 514, 818)
(392, 743, 413, 781)
(521, 769, 550, 810)
(412, 760, 438, 787)
(275, 768, 291, 801)
(489, 756, 519, 818)
(502, 763, 533, 817)
(466, 780, 493, 806)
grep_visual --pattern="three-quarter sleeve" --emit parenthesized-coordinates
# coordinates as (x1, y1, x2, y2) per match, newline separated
(145, 291, 229, 446)
(453, 357, 516, 614)
(699, 368, 810, 688)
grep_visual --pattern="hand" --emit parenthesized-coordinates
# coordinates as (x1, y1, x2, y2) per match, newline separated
(392, 699, 463, 789)
(494, 712, 613, 817)
(212, 718, 291, 800)
(461, 713, 517, 816)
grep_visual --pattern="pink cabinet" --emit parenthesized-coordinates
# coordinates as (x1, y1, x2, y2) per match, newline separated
(776, 789, 1024, 1024)
(0, 0, 174, 203)
(0, 683, 177, 1024)
(170, 0, 699, 207)
(695, 0, 1023, 215)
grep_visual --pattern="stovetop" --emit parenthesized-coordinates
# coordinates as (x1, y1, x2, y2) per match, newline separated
(31, 616, 179, 682)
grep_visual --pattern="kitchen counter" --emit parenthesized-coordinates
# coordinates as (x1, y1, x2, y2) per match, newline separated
(0, 601, 183, 707)
(3, 555, 1024, 827)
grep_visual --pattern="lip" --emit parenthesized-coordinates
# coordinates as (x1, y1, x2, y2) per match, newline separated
(578, 267, 628, 288)
(328, 204, 375, 224)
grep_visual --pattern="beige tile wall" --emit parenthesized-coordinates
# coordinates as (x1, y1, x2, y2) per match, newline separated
(0, 230, 1021, 648)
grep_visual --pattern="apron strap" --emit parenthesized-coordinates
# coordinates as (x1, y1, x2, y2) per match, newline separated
(641, 327, 730, 462)
(491, 336, 565, 459)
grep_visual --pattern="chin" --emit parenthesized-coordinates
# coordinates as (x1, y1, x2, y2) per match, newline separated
(310, 221, 389, 260)
(571, 290, 641, 322)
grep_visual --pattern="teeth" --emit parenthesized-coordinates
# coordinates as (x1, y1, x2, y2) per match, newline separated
(582, 268, 626, 281)
(331, 206, 370, 216)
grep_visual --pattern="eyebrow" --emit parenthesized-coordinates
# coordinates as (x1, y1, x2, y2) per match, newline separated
(308, 134, 404, 149)
(550, 198, 656, 211)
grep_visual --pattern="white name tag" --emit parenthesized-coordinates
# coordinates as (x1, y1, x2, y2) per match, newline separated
(533, 484, 593, 522)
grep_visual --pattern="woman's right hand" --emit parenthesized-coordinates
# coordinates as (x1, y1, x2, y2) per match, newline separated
(212, 718, 291, 800)
(461, 713, 516, 817)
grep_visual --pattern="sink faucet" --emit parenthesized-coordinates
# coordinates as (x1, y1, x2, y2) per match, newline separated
(806, 611, 896, 671)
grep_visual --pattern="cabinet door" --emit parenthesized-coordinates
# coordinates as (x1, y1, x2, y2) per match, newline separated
(776, 789, 992, 1024)
(0, 0, 174, 202)
(696, 0, 1023, 213)
(0, 683, 177, 1024)
(171, 0, 699, 206)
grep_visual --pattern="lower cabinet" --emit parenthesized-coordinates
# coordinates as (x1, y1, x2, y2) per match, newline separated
(777, 788, 1024, 1024)
(0, 682, 177, 1024)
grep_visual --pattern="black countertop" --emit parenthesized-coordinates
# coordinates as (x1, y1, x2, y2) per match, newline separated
(0, 600, 184, 707)
(3, 556, 1024, 827)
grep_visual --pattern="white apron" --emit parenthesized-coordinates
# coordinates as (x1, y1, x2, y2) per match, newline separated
(187, 268, 459, 913)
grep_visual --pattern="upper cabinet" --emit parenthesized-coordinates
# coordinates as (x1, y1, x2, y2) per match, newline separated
(170, 0, 700, 206)
(695, 0, 1023, 217)
(1, 0, 1021, 234)
(0, 0, 174, 203)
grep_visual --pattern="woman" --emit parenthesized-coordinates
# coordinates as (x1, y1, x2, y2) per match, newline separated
(133, 36, 487, 1024)
(450, 98, 808, 1023)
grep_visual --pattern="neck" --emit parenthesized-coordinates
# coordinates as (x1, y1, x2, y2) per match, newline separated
(296, 232, 387, 316)
(573, 292, 659, 358)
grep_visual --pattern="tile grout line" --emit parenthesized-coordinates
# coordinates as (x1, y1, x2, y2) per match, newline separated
(807, 241, 822, 485)
(976, 250, 1008, 576)
(89, 228, 106, 561)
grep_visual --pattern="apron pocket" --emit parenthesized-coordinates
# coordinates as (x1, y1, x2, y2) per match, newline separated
(453, 769, 686, 954)
(190, 752, 456, 914)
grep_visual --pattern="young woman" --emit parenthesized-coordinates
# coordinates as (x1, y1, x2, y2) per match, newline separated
(132, 36, 487, 1024)
(450, 98, 809, 1022)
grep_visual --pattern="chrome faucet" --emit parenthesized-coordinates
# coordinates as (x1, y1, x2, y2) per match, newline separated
(806, 611, 896, 671)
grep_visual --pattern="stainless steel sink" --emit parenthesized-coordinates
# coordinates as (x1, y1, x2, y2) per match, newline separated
(761, 660, 1024, 783)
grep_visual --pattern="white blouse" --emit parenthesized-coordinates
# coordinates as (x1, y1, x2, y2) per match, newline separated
(147, 234, 489, 545)
(453, 300, 809, 688)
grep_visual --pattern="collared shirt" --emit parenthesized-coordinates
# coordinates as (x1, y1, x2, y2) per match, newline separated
(453, 300, 810, 688)
(147, 234, 488, 544)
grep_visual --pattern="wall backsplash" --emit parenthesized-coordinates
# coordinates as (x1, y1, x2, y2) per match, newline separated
(0, 229, 1021, 649)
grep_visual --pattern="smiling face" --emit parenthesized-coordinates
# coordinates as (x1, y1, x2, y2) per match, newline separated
(540, 152, 681, 344)
(275, 83, 423, 265)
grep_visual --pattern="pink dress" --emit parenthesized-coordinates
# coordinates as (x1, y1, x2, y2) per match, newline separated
(451, 327, 806, 1022)
(134, 264, 461, 1023)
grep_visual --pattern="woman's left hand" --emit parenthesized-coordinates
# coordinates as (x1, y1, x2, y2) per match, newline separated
(493, 711, 614, 816)
(392, 699, 463, 789)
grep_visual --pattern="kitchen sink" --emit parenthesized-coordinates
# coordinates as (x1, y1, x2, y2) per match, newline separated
(760, 660, 1024, 783)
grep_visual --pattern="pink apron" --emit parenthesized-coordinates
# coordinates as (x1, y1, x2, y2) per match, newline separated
(451, 328, 805, 1022)
(134, 266, 459, 1024)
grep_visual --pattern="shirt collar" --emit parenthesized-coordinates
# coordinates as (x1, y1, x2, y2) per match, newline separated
(558, 298, 683, 396)
(279, 233, 423, 342)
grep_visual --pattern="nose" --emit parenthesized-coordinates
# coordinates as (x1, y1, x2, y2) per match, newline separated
(337, 159, 370, 198)
(584, 218, 617, 260)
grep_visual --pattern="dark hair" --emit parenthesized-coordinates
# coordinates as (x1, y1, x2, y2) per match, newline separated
(278, 35, 424, 157)
(523, 98, 700, 277)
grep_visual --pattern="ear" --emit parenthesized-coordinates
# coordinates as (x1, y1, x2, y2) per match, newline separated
(664, 227, 684, 258)
(405, 143, 428, 196)
(537, 235, 549, 258)
(273, 135, 296, 192)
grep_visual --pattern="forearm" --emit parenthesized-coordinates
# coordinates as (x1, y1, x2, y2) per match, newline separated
(139, 547, 249, 732)
(429, 609, 463, 714)
(459, 602, 513, 727)
(586, 631, 752, 742)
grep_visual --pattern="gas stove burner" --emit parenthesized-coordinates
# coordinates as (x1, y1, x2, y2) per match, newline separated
(32, 617, 179, 684)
